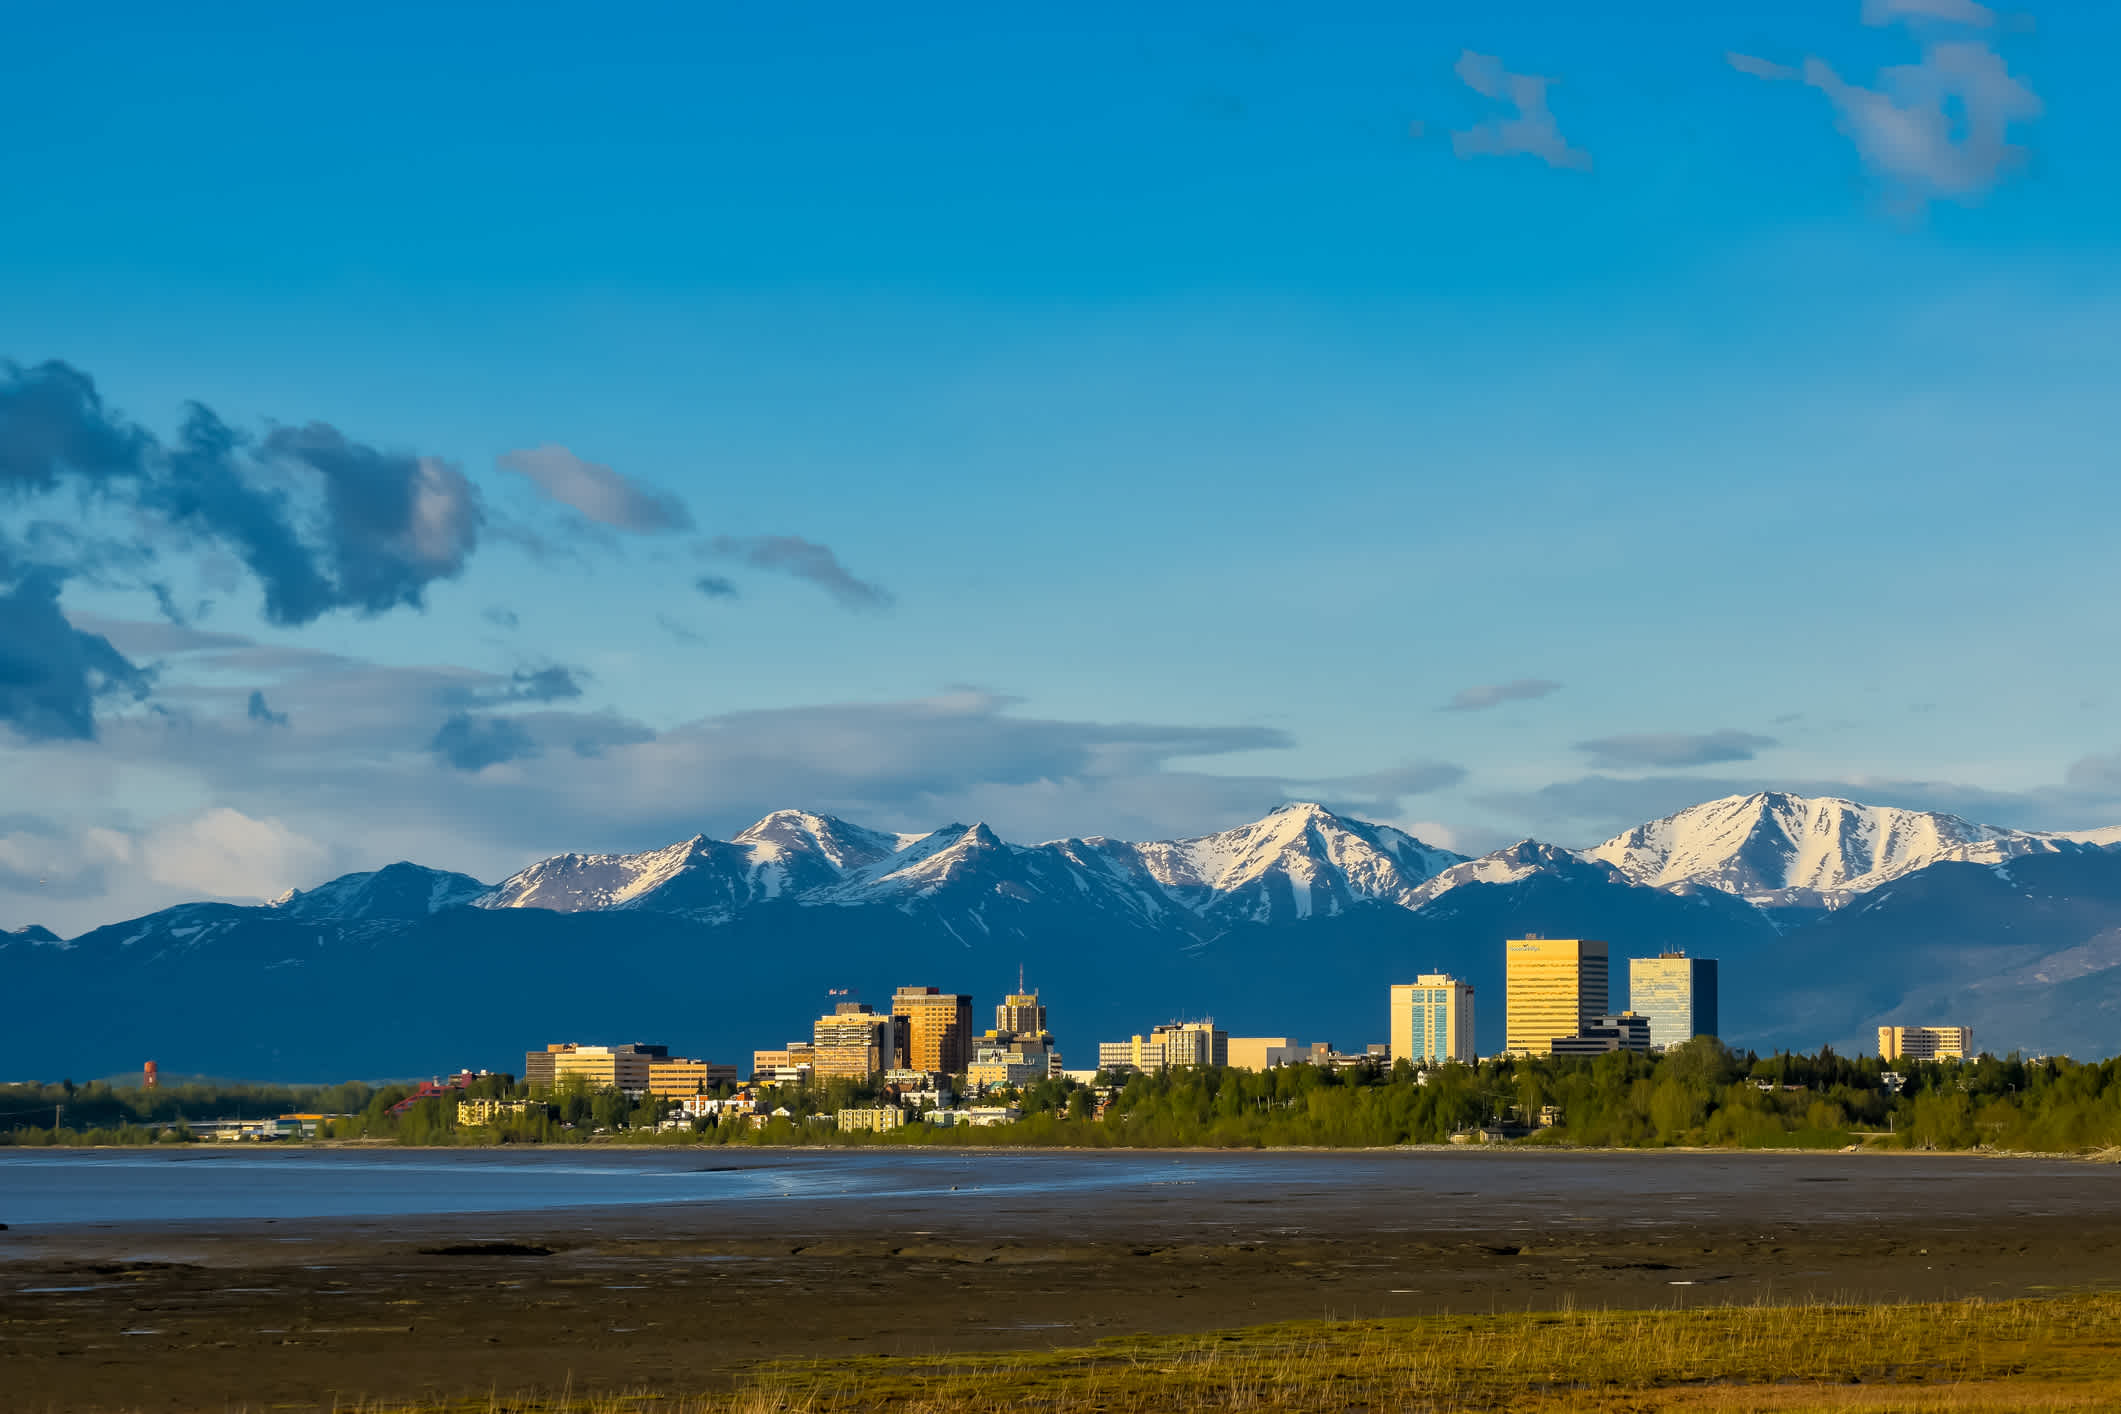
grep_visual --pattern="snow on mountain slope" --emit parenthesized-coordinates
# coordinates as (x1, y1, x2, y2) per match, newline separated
(1093, 802, 1468, 923)
(2049, 826, 2121, 848)
(1406, 840, 1618, 907)
(478, 810, 919, 919)
(272, 862, 489, 922)
(1584, 792, 2051, 905)
(469, 803, 1467, 928)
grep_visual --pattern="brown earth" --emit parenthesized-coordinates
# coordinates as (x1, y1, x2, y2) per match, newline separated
(3, 1148, 2119, 1411)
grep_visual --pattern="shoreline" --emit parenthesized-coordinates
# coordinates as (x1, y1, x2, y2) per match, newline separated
(10, 1136, 2118, 1161)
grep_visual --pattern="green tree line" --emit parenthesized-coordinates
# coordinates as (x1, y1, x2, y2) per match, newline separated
(10, 1044, 2121, 1152)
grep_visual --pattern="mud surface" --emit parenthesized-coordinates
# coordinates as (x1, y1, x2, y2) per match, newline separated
(4, 1148, 2118, 1411)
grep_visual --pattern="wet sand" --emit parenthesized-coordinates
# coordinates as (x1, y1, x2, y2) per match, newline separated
(4, 1149, 2119, 1411)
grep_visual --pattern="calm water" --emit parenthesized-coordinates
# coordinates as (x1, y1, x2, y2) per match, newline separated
(1, 1146, 2113, 1230)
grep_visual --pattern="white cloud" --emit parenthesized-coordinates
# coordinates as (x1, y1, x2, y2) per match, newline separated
(496, 444, 694, 534)
(1735, 4, 2040, 207)
(139, 807, 327, 903)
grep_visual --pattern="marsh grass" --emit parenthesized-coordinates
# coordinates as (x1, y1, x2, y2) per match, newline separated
(362, 1293, 2121, 1414)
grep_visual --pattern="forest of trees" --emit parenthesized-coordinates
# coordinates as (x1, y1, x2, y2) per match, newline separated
(7, 1042, 2121, 1152)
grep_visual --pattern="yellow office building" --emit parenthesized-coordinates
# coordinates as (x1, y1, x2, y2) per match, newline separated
(1505, 937, 1609, 1057)
(813, 1003, 892, 1080)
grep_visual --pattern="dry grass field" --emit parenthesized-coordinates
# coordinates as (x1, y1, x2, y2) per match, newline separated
(362, 1294, 2121, 1414)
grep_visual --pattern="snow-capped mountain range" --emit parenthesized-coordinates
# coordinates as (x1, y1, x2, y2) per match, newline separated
(470, 803, 1470, 932)
(447, 791, 2120, 927)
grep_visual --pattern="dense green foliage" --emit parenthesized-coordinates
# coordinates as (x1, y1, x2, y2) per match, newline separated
(0, 1077, 378, 1145)
(9, 1043, 2121, 1151)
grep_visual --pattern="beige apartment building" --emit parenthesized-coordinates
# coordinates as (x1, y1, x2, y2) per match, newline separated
(647, 1058, 739, 1097)
(1098, 1021, 1228, 1074)
(813, 1003, 893, 1080)
(1391, 974, 1477, 1066)
(551, 1043, 664, 1095)
(750, 1043, 815, 1078)
(1878, 1025, 1972, 1062)
(837, 1106, 906, 1133)
(457, 1097, 542, 1125)
(1505, 937, 1610, 1057)
(892, 986, 974, 1074)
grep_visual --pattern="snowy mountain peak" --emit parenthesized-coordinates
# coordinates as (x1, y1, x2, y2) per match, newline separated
(1584, 792, 2035, 905)
(733, 810, 906, 870)
(272, 862, 489, 922)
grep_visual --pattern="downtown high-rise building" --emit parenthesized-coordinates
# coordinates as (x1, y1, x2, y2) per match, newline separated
(892, 985, 974, 1075)
(994, 983, 1048, 1041)
(1628, 952, 1719, 1050)
(1389, 975, 1476, 1065)
(813, 1002, 893, 1080)
(1504, 937, 1609, 1057)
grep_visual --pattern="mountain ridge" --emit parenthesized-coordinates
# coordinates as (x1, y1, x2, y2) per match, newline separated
(8, 792, 2121, 1076)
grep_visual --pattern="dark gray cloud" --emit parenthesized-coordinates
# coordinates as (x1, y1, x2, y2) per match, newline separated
(1575, 729, 1776, 769)
(501, 666, 585, 703)
(706, 535, 892, 612)
(0, 563, 154, 741)
(150, 406, 338, 625)
(1444, 678, 1562, 712)
(0, 360, 150, 495)
(246, 689, 288, 727)
(0, 359, 493, 739)
(3, 359, 484, 628)
(263, 422, 482, 619)
(694, 575, 739, 599)
(430, 713, 541, 772)
(496, 444, 694, 534)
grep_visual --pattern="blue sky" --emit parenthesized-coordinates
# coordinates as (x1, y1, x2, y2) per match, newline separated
(4, 0, 2118, 933)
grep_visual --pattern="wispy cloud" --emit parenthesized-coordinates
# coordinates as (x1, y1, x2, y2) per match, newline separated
(705, 535, 893, 612)
(694, 575, 739, 599)
(246, 689, 288, 727)
(1731, 0, 2039, 207)
(1450, 51, 1591, 171)
(1862, 0, 1994, 24)
(1444, 678, 1563, 712)
(495, 444, 694, 535)
(1575, 729, 1777, 769)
